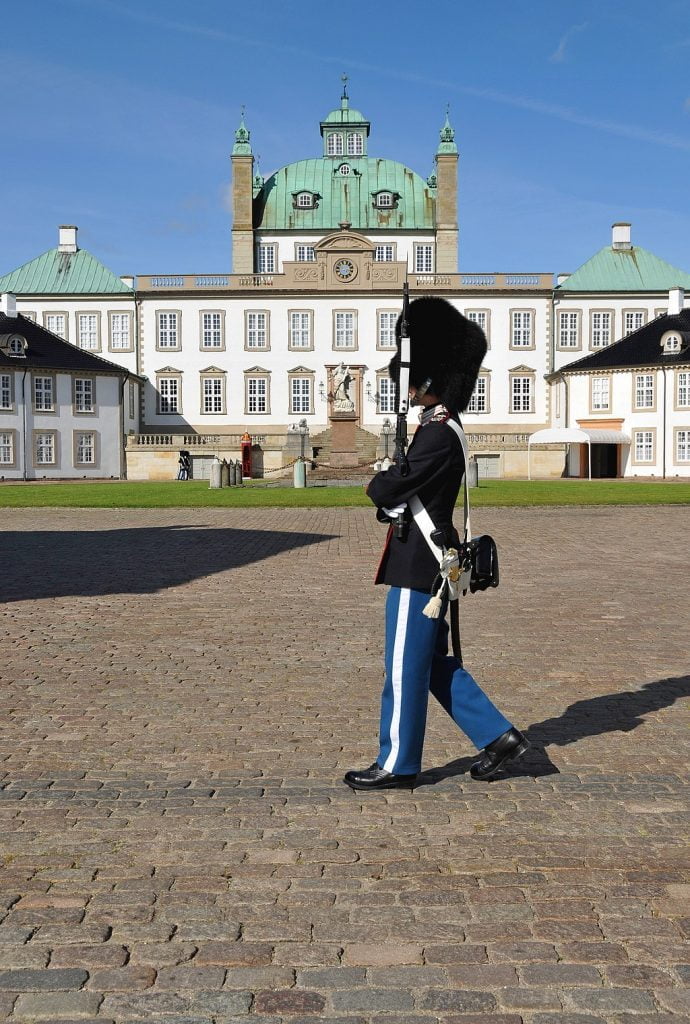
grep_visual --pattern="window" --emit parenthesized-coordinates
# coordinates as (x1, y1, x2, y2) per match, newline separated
(75, 431, 96, 465)
(511, 311, 533, 348)
(327, 132, 344, 155)
(246, 376, 268, 414)
(468, 376, 488, 414)
(109, 312, 132, 350)
(74, 378, 95, 413)
(375, 245, 395, 262)
(0, 431, 14, 465)
(35, 432, 56, 465)
(634, 430, 654, 462)
(77, 313, 99, 350)
(44, 313, 67, 339)
(677, 372, 690, 408)
(634, 373, 654, 409)
(257, 245, 276, 274)
(246, 311, 269, 350)
(338, 163, 351, 176)
(661, 331, 682, 354)
(465, 310, 490, 343)
(290, 377, 312, 414)
(591, 376, 610, 411)
(375, 191, 394, 208)
(202, 376, 224, 414)
(676, 430, 690, 462)
(346, 132, 363, 155)
(296, 192, 314, 208)
(156, 311, 180, 349)
(296, 245, 315, 262)
(414, 245, 434, 273)
(511, 375, 533, 413)
(558, 311, 579, 348)
(158, 377, 180, 414)
(7, 336, 26, 357)
(201, 311, 223, 349)
(334, 311, 355, 349)
(289, 311, 312, 350)
(377, 311, 397, 349)
(377, 376, 397, 415)
(0, 374, 12, 410)
(34, 376, 54, 412)
(591, 311, 612, 349)
(625, 311, 646, 336)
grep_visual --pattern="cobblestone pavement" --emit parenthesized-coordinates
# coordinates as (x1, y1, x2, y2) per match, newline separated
(0, 504, 688, 1024)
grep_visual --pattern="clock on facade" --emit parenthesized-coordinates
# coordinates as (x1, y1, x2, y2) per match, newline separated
(334, 258, 356, 281)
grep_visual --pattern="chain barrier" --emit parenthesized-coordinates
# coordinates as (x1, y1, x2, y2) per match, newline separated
(259, 456, 374, 475)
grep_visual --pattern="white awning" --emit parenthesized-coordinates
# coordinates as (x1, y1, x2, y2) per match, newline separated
(582, 428, 631, 444)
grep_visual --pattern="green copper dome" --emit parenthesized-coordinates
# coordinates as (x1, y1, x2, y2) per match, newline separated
(254, 157, 434, 231)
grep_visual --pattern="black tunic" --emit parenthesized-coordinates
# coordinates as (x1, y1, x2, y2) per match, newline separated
(367, 408, 465, 591)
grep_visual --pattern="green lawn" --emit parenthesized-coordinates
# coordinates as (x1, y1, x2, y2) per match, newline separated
(0, 478, 688, 508)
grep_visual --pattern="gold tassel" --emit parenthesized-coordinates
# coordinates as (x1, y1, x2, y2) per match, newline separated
(422, 594, 443, 619)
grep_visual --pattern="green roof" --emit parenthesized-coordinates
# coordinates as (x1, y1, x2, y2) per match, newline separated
(0, 247, 133, 295)
(255, 157, 435, 231)
(557, 245, 690, 292)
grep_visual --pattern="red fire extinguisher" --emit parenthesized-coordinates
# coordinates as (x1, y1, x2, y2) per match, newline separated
(240, 432, 252, 479)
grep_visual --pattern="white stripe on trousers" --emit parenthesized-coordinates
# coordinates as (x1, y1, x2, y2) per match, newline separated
(382, 587, 411, 773)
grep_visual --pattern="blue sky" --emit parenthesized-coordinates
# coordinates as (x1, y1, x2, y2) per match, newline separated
(1, 0, 689, 278)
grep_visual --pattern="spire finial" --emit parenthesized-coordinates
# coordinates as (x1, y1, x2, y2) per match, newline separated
(233, 106, 252, 155)
(341, 73, 349, 99)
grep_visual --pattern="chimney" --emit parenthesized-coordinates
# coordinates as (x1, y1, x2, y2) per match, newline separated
(58, 225, 78, 253)
(557, 273, 571, 285)
(668, 286, 685, 315)
(611, 222, 632, 250)
(0, 293, 17, 317)
(120, 275, 135, 289)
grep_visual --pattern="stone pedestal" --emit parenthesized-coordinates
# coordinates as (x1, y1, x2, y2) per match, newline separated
(330, 412, 358, 468)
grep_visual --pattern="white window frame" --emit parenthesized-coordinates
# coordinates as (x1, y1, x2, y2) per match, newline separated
(44, 312, 67, 340)
(590, 376, 610, 412)
(327, 132, 344, 156)
(333, 311, 356, 350)
(200, 311, 224, 350)
(245, 311, 269, 350)
(675, 429, 690, 463)
(77, 312, 100, 351)
(377, 310, 398, 350)
(295, 245, 316, 262)
(289, 311, 313, 350)
(510, 310, 534, 349)
(201, 375, 225, 414)
(590, 310, 612, 349)
(375, 191, 394, 208)
(74, 377, 95, 414)
(0, 373, 13, 411)
(346, 132, 364, 156)
(0, 430, 15, 466)
(109, 311, 133, 351)
(156, 311, 181, 350)
(676, 371, 690, 409)
(633, 429, 654, 463)
(376, 375, 397, 415)
(34, 430, 56, 466)
(296, 192, 314, 208)
(157, 376, 181, 415)
(634, 372, 655, 410)
(33, 375, 55, 412)
(289, 376, 313, 415)
(374, 245, 395, 262)
(624, 310, 646, 336)
(510, 374, 534, 414)
(257, 244, 276, 274)
(465, 310, 490, 345)
(246, 375, 269, 415)
(414, 244, 434, 273)
(467, 375, 489, 414)
(557, 310, 580, 349)
(74, 430, 96, 466)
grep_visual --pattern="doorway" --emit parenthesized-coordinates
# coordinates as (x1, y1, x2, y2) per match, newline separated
(585, 443, 619, 478)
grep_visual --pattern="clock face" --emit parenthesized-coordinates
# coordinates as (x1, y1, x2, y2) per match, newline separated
(334, 258, 355, 281)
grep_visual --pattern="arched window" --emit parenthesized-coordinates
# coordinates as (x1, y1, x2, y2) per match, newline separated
(338, 163, 351, 176)
(347, 132, 363, 156)
(375, 191, 394, 208)
(327, 133, 344, 156)
(296, 192, 314, 208)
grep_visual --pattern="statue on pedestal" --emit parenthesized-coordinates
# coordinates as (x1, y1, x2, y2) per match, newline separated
(332, 363, 355, 413)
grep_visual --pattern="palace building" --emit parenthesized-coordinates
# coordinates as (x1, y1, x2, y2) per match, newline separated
(1, 86, 688, 479)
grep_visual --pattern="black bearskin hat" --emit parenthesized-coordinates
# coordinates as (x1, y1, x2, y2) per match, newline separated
(388, 296, 487, 412)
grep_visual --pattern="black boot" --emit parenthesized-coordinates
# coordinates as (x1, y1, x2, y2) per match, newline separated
(343, 762, 417, 791)
(470, 728, 529, 781)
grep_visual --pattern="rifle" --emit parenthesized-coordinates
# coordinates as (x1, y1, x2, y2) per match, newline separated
(393, 281, 411, 477)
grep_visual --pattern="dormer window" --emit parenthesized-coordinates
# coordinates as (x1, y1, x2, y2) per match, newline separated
(327, 132, 344, 156)
(660, 330, 682, 354)
(373, 190, 399, 210)
(346, 132, 364, 156)
(292, 191, 320, 210)
(4, 334, 27, 358)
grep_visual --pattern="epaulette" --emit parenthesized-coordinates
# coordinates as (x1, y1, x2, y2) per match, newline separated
(421, 403, 451, 425)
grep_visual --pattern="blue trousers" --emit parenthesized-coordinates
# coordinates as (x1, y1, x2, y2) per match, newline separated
(378, 587, 512, 775)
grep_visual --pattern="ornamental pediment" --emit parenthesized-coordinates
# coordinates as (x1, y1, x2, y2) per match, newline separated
(200, 365, 226, 374)
(288, 366, 314, 374)
(315, 231, 374, 252)
(509, 364, 534, 373)
(244, 365, 271, 373)
(156, 365, 181, 373)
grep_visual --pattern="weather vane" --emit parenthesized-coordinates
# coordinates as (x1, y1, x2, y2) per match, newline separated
(341, 72, 349, 98)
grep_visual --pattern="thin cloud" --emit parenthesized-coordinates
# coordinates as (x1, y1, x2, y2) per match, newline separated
(63, 0, 690, 154)
(549, 23, 588, 63)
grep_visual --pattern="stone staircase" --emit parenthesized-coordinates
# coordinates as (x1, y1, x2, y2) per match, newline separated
(309, 426, 381, 467)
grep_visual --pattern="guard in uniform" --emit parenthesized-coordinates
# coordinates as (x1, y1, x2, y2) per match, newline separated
(344, 297, 528, 790)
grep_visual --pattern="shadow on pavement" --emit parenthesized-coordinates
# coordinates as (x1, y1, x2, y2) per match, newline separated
(0, 525, 336, 602)
(419, 675, 690, 785)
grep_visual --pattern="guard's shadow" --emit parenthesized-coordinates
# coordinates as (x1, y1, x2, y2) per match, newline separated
(418, 675, 690, 785)
(0, 525, 336, 602)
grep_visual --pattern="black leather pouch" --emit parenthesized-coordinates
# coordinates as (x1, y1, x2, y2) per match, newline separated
(467, 535, 499, 592)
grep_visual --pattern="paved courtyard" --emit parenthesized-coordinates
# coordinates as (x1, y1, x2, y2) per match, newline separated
(0, 503, 688, 1024)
